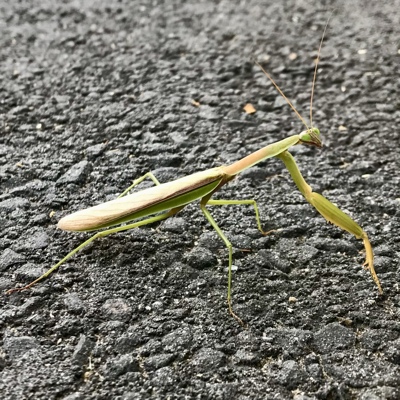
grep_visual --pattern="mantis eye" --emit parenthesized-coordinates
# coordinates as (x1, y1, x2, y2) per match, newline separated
(299, 128, 322, 147)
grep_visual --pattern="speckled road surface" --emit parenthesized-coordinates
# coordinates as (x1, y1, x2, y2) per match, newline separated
(1, 1, 399, 398)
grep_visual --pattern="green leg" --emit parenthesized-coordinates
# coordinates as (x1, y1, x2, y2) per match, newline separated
(6, 206, 183, 295)
(200, 200, 246, 326)
(277, 150, 382, 294)
(201, 198, 276, 324)
(118, 172, 161, 198)
(207, 199, 275, 235)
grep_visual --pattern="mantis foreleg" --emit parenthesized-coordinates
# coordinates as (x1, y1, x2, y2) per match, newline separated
(277, 150, 382, 293)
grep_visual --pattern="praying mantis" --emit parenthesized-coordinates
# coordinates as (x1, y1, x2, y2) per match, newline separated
(6, 23, 383, 325)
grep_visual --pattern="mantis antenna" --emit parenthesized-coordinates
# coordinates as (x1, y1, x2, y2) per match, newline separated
(255, 12, 335, 130)
(254, 60, 310, 130)
(310, 13, 334, 128)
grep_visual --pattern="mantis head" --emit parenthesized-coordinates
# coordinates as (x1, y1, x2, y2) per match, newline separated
(299, 128, 322, 148)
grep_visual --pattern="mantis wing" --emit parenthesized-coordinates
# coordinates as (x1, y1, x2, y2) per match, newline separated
(58, 167, 226, 231)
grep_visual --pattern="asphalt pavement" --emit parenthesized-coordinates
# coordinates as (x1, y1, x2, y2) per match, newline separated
(1, 0, 399, 398)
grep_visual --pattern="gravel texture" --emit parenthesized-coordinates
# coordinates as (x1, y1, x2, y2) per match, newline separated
(1, 0, 400, 399)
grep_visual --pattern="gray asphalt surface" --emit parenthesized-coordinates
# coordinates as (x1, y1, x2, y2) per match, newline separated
(1, 0, 400, 399)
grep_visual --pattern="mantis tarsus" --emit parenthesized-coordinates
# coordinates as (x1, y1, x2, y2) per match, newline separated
(6, 24, 383, 325)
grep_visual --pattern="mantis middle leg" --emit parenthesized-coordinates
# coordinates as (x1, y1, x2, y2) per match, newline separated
(207, 199, 276, 235)
(200, 197, 273, 325)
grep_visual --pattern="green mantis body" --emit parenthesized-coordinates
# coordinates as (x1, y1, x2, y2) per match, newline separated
(6, 128, 382, 324)
(7, 24, 383, 324)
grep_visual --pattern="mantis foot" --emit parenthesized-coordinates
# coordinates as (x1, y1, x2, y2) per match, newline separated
(228, 299, 247, 327)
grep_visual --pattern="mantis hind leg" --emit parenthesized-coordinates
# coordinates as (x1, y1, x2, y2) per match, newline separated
(6, 206, 184, 295)
(118, 172, 161, 198)
(277, 150, 382, 294)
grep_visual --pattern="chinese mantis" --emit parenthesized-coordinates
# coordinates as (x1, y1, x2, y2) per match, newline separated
(7, 24, 382, 325)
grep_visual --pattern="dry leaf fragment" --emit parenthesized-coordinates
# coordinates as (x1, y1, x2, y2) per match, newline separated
(243, 103, 256, 114)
